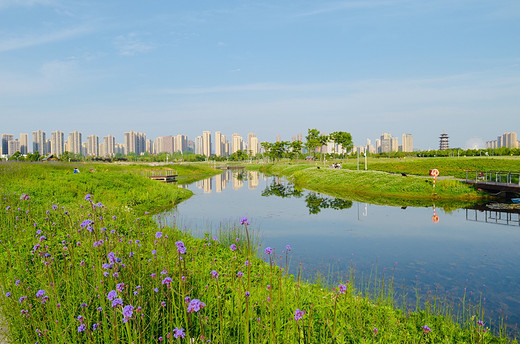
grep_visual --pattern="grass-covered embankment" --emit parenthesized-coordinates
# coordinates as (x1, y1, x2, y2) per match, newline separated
(0, 161, 220, 214)
(333, 156, 520, 178)
(0, 162, 516, 343)
(247, 163, 488, 209)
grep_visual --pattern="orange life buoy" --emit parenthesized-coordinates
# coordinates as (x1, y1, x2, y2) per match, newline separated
(432, 215, 439, 223)
(430, 169, 439, 177)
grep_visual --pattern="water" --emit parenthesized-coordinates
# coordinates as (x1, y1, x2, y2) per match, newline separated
(157, 170, 520, 329)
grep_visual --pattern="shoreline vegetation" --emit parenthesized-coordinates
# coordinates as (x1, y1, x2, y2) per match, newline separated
(245, 162, 491, 210)
(0, 161, 518, 343)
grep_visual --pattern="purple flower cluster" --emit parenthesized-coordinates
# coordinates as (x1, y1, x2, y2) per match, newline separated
(338, 284, 347, 294)
(240, 217, 249, 225)
(175, 241, 186, 254)
(187, 299, 205, 313)
(294, 309, 305, 321)
(173, 327, 185, 339)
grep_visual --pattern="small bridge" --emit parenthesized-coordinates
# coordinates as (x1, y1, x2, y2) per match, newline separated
(464, 170, 520, 194)
(143, 170, 177, 183)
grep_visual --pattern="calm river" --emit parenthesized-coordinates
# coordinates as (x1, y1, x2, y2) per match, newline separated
(157, 170, 520, 330)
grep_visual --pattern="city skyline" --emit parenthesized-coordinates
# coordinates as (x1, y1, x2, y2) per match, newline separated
(2, 128, 519, 158)
(1, 1, 519, 150)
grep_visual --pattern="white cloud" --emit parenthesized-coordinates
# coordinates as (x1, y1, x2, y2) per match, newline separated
(114, 33, 154, 56)
(0, 26, 92, 52)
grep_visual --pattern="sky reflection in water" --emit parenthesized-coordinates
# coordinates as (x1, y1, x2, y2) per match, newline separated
(157, 170, 520, 328)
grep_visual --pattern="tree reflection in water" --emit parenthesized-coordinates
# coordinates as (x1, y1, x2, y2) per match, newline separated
(261, 179, 352, 214)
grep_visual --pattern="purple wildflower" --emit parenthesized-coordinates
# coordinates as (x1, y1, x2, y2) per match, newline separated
(112, 298, 123, 308)
(85, 194, 91, 201)
(175, 241, 186, 254)
(294, 309, 305, 321)
(230, 244, 237, 251)
(162, 277, 173, 286)
(19, 296, 27, 304)
(116, 283, 125, 292)
(173, 327, 186, 339)
(97, 307, 103, 312)
(107, 290, 118, 301)
(5, 292, 11, 297)
(240, 217, 249, 225)
(78, 324, 86, 333)
(264, 247, 273, 255)
(122, 304, 134, 318)
(155, 231, 162, 239)
(373, 327, 378, 334)
(36, 290, 45, 298)
(187, 299, 205, 313)
(237, 271, 244, 278)
(422, 325, 431, 334)
(211, 270, 219, 279)
(338, 284, 347, 294)
(93, 323, 99, 331)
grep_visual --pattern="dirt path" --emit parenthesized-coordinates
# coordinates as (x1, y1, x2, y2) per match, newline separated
(0, 313, 8, 344)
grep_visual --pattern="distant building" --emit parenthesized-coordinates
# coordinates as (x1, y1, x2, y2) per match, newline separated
(486, 132, 518, 149)
(174, 135, 187, 153)
(68, 130, 82, 155)
(32, 130, 47, 155)
(87, 135, 99, 157)
(231, 133, 243, 154)
(1, 134, 14, 156)
(202, 131, 212, 157)
(439, 132, 449, 150)
(124, 131, 146, 155)
(19, 133, 29, 155)
(247, 133, 258, 156)
(8, 139, 20, 156)
(401, 134, 413, 152)
(51, 131, 65, 156)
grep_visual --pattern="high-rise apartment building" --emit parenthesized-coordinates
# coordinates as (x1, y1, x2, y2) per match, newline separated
(401, 134, 413, 152)
(155, 136, 175, 154)
(68, 131, 82, 155)
(202, 131, 211, 157)
(215, 131, 223, 157)
(380, 133, 392, 153)
(174, 135, 187, 153)
(195, 136, 203, 155)
(247, 133, 258, 156)
(51, 130, 65, 156)
(486, 132, 518, 149)
(19, 133, 28, 155)
(231, 133, 243, 154)
(32, 130, 47, 155)
(103, 135, 116, 157)
(87, 135, 99, 156)
(1, 134, 14, 156)
(124, 131, 146, 155)
(8, 139, 20, 156)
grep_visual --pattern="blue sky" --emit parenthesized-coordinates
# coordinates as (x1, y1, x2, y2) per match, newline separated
(1, 0, 519, 149)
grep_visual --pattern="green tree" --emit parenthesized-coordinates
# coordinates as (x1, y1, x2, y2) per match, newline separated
(8, 151, 25, 161)
(26, 151, 41, 162)
(305, 129, 322, 157)
(290, 140, 303, 159)
(330, 131, 353, 158)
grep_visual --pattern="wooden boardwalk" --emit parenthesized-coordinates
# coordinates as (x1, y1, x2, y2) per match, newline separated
(464, 170, 520, 193)
(143, 170, 177, 183)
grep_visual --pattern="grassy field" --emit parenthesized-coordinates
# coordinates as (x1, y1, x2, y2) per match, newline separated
(0, 162, 517, 343)
(0, 161, 220, 214)
(247, 162, 491, 210)
(330, 156, 520, 178)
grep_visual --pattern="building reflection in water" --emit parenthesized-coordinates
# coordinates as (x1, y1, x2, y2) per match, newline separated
(248, 171, 259, 190)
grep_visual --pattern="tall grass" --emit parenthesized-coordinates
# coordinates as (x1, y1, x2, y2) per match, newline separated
(0, 162, 517, 343)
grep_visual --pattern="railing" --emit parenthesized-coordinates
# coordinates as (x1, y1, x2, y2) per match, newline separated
(141, 170, 177, 177)
(466, 208, 520, 227)
(465, 170, 520, 185)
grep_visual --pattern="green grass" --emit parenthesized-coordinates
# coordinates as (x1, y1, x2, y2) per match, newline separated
(247, 162, 489, 210)
(0, 162, 517, 343)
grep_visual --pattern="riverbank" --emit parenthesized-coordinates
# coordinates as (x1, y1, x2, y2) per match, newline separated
(246, 163, 489, 210)
(0, 162, 516, 343)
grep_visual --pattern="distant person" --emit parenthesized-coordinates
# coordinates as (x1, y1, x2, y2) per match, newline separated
(73, 168, 80, 174)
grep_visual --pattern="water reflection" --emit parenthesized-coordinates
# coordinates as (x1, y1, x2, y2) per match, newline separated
(167, 170, 520, 330)
(261, 179, 353, 214)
